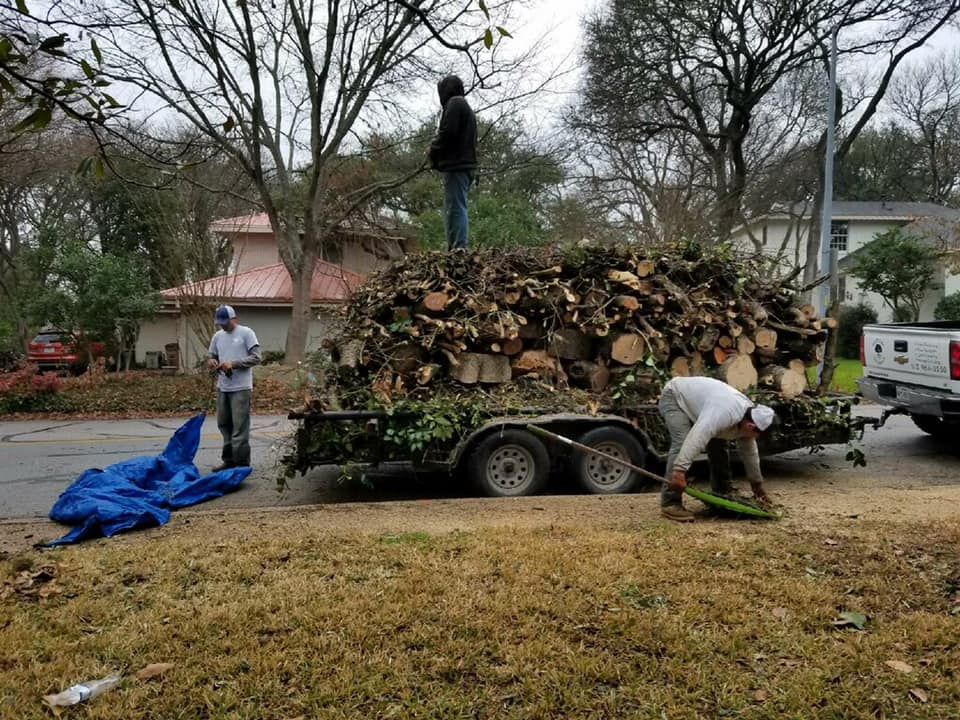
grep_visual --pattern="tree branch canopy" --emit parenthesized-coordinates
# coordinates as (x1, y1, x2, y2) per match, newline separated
(51, 0, 511, 362)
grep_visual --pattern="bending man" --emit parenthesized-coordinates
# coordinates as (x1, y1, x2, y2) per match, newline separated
(659, 376, 776, 522)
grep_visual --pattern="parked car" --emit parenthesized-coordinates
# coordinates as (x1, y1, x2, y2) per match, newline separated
(858, 321, 960, 439)
(27, 330, 107, 373)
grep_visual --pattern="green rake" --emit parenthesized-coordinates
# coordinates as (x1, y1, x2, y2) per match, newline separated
(526, 424, 780, 520)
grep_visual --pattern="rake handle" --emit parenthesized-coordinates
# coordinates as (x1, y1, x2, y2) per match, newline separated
(526, 424, 668, 485)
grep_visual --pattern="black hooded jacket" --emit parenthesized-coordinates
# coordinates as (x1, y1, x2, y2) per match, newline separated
(428, 75, 478, 172)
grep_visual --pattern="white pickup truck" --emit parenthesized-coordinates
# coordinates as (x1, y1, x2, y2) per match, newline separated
(857, 322, 960, 438)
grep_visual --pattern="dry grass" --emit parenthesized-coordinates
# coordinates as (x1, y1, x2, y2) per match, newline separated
(2, 518, 959, 719)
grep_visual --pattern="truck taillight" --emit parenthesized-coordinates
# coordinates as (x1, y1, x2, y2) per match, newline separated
(859, 335, 865, 366)
(951, 341, 960, 380)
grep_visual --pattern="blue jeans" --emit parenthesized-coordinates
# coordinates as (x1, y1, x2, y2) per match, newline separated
(443, 171, 472, 250)
(658, 388, 732, 506)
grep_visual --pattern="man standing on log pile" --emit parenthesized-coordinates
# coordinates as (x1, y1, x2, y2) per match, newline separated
(659, 377, 776, 522)
(428, 74, 477, 250)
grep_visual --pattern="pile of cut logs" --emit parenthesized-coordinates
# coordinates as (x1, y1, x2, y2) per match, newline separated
(327, 243, 834, 403)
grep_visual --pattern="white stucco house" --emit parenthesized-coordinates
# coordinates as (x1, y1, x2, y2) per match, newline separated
(731, 201, 960, 322)
(135, 213, 415, 368)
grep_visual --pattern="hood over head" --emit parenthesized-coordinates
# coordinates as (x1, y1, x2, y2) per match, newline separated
(437, 75, 465, 107)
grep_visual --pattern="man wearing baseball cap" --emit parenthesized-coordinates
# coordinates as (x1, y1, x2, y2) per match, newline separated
(658, 376, 777, 522)
(207, 304, 262, 470)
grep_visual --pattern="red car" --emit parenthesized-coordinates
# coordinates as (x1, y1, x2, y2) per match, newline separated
(27, 330, 107, 373)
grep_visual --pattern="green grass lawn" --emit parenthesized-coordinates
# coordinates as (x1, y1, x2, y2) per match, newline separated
(806, 358, 863, 394)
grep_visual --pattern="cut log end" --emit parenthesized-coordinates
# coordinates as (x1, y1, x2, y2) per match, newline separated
(610, 333, 646, 365)
(759, 365, 807, 399)
(717, 353, 758, 391)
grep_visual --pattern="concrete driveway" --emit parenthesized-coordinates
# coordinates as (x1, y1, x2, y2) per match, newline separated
(1, 408, 958, 522)
(0, 414, 306, 518)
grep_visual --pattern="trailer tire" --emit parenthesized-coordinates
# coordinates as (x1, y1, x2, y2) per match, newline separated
(574, 426, 646, 494)
(911, 413, 957, 440)
(468, 429, 550, 497)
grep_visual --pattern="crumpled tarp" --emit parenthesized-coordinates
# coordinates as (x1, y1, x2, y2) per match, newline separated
(47, 414, 251, 545)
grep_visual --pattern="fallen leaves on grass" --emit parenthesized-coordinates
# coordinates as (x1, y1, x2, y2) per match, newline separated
(884, 659, 914, 674)
(0, 563, 61, 601)
(832, 610, 868, 630)
(909, 687, 930, 703)
(2, 368, 301, 418)
(135, 663, 175, 680)
(2, 520, 960, 719)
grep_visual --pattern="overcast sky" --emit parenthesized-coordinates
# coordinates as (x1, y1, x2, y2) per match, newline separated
(498, 1, 960, 137)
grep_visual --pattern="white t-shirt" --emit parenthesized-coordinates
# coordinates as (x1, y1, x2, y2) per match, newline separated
(208, 325, 260, 392)
(663, 377, 762, 483)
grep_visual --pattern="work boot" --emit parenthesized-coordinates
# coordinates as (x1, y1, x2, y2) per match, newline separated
(211, 463, 234, 473)
(660, 503, 695, 523)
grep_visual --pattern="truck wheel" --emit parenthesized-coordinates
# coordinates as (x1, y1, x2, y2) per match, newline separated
(468, 429, 549, 497)
(574, 426, 646, 494)
(911, 414, 956, 440)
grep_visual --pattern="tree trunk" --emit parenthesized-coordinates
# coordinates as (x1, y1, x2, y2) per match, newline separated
(801, 139, 826, 301)
(284, 252, 317, 364)
(478, 355, 512, 384)
(568, 360, 610, 392)
(550, 328, 593, 360)
(816, 298, 841, 395)
(610, 333, 647, 365)
(452, 353, 482, 384)
(716, 353, 758, 391)
(754, 328, 778, 351)
(760, 365, 807, 399)
(736, 336, 756, 355)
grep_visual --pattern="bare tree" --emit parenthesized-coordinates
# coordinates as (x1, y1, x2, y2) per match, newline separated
(890, 49, 960, 203)
(56, 0, 520, 363)
(575, 0, 960, 249)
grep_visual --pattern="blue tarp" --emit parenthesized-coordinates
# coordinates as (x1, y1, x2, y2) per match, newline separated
(47, 414, 251, 545)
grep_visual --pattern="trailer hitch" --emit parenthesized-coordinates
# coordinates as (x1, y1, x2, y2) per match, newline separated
(856, 406, 907, 434)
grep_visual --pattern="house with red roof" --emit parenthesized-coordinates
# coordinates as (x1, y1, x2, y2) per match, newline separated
(135, 215, 414, 368)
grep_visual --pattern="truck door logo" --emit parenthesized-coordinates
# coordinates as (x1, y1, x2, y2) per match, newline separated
(873, 341, 885, 365)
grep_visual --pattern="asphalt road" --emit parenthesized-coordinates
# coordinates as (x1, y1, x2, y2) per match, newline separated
(0, 408, 958, 520)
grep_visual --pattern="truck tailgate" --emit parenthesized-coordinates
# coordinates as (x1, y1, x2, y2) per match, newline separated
(862, 326, 958, 392)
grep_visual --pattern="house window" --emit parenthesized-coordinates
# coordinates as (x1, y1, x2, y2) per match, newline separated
(320, 239, 342, 265)
(830, 221, 848, 251)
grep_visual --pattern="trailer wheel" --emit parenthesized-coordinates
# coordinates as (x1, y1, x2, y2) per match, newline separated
(574, 426, 646, 494)
(911, 413, 957, 440)
(468, 429, 550, 497)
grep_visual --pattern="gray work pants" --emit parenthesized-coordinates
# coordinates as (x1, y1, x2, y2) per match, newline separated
(658, 387, 732, 506)
(217, 389, 252, 467)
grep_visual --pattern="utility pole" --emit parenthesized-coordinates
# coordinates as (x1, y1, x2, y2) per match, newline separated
(817, 27, 840, 392)
(819, 27, 838, 315)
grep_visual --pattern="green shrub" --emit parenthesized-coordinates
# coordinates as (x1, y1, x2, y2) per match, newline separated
(262, 350, 286, 364)
(934, 291, 960, 321)
(837, 303, 878, 358)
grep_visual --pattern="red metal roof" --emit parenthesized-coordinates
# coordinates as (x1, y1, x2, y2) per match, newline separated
(161, 261, 362, 305)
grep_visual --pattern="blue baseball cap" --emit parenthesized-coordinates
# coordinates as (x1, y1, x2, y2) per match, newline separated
(214, 304, 236, 326)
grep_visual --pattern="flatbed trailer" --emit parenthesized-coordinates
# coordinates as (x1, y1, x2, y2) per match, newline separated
(287, 395, 866, 496)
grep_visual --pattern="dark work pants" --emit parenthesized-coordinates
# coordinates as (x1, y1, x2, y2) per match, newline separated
(217, 389, 252, 467)
(658, 387, 733, 506)
(443, 170, 472, 250)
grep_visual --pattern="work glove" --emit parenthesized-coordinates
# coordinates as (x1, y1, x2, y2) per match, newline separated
(751, 483, 772, 507)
